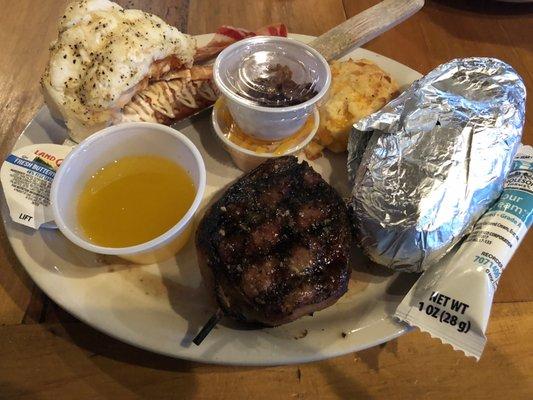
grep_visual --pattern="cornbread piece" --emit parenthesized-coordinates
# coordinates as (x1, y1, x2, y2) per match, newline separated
(305, 59, 398, 159)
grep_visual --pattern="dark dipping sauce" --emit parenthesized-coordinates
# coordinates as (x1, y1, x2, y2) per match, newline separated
(238, 64, 318, 107)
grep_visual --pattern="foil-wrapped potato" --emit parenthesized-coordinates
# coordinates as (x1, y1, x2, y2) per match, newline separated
(348, 58, 526, 272)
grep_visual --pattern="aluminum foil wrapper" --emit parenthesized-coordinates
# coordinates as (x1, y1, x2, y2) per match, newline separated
(347, 58, 526, 273)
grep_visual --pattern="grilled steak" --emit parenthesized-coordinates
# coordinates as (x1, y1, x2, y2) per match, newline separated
(196, 156, 352, 326)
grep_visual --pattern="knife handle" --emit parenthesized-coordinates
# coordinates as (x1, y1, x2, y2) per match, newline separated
(309, 0, 424, 62)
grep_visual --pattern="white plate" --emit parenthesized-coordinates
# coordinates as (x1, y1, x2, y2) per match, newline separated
(1, 34, 422, 366)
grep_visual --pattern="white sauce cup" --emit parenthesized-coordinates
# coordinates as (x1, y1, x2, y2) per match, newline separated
(51, 122, 206, 264)
(213, 36, 331, 141)
(212, 100, 320, 172)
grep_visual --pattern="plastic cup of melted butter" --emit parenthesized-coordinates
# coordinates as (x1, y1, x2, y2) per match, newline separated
(213, 36, 330, 141)
(50, 123, 206, 264)
(212, 98, 319, 172)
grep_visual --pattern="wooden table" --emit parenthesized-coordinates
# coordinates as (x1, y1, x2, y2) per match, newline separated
(1, 1, 532, 398)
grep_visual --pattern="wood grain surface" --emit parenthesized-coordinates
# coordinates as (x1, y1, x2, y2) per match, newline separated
(0, 1, 532, 399)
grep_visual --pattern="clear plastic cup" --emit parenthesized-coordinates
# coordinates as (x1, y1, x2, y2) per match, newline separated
(213, 36, 331, 141)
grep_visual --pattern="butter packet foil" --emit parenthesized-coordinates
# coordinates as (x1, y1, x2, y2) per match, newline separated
(348, 58, 525, 272)
(1, 144, 72, 229)
(395, 144, 532, 360)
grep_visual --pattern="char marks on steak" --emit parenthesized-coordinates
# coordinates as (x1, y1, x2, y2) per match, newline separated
(196, 156, 352, 326)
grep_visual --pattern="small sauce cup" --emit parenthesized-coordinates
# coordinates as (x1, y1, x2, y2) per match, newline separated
(213, 36, 330, 141)
(51, 122, 206, 264)
(212, 99, 319, 171)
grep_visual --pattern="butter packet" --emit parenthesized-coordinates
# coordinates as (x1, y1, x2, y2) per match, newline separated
(395, 144, 532, 360)
(1, 144, 73, 229)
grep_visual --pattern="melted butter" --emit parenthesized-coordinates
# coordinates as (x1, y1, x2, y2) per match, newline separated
(77, 155, 195, 247)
